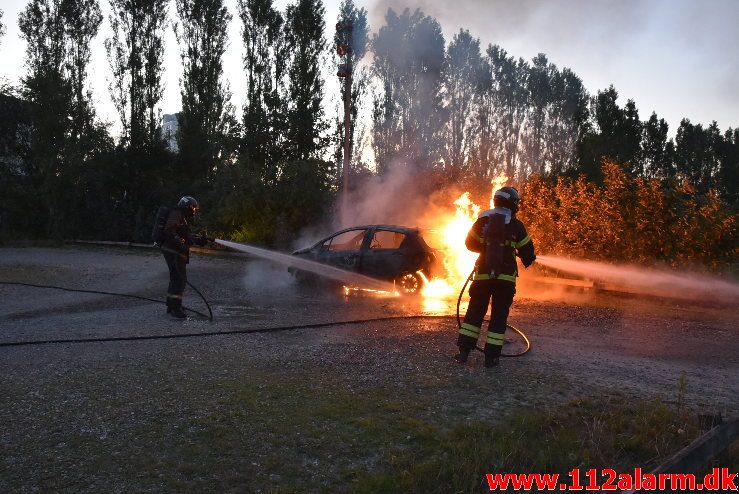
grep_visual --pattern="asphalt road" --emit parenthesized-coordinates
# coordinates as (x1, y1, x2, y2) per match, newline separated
(1, 246, 737, 491)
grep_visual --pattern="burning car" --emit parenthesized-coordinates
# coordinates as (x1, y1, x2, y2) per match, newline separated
(291, 225, 443, 294)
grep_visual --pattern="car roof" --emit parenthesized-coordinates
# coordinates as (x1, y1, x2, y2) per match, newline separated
(333, 225, 419, 235)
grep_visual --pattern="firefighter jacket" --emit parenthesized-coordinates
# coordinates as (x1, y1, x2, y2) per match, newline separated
(162, 207, 197, 261)
(465, 207, 536, 283)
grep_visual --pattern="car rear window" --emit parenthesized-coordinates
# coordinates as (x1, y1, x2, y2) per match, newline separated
(370, 230, 406, 249)
(327, 230, 367, 251)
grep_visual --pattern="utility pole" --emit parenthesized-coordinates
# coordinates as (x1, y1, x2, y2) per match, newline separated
(336, 22, 353, 227)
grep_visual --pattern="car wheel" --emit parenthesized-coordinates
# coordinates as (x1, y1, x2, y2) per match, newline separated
(394, 272, 424, 296)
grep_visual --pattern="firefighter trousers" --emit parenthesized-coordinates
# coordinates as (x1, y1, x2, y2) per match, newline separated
(163, 251, 187, 309)
(458, 279, 516, 358)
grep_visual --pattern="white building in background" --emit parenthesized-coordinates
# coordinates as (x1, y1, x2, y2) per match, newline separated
(161, 113, 178, 152)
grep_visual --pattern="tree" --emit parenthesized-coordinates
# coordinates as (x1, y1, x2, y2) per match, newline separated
(542, 67, 588, 176)
(285, 0, 328, 162)
(577, 86, 641, 181)
(106, 0, 168, 150)
(521, 53, 552, 176)
(16, 0, 106, 238)
(238, 0, 285, 185)
(333, 0, 369, 184)
(674, 119, 724, 194)
(62, 0, 102, 146)
(174, 0, 234, 182)
(642, 112, 673, 179)
(621, 99, 642, 174)
(442, 29, 484, 177)
(105, 0, 173, 241)
(372, 8, 446, 173)
(716, 128, 738, 205)
(473, 45, 528, 180)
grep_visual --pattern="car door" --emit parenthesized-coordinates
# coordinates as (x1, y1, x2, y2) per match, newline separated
(360, 228, 408, 280)
(317, 228, 368, 272)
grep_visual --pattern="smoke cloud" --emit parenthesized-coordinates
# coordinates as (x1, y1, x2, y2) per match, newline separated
(366, 0, 739, 130)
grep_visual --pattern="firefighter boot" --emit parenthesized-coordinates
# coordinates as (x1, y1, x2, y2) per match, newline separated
(168, 296, 187, 319)
(484, 347, 500, 368)
(454, 347, 471, 364)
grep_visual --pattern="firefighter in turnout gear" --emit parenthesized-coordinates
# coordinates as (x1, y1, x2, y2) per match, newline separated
(455, 186, 536, 367)
(159, 196, 210, 319)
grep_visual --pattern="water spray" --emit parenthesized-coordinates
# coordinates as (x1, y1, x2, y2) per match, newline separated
(215, 239, 397, 293)
(536, 255, 739, 304)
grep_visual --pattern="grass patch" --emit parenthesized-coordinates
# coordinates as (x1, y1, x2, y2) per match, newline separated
(351, 396, 723, 494)
(3, 364, 734, 494)
(151, 372, 730, 493)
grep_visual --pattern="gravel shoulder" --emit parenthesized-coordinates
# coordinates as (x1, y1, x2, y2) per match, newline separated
(1, 246, 737, 492)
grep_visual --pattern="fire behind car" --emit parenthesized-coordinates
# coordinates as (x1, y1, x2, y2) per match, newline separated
(291, 225, 443, 294)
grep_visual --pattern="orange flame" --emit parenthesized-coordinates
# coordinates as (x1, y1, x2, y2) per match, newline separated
(422, 173, 510, 302)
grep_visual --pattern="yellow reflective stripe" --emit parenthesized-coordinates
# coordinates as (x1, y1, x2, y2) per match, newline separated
(486, 332, 505, 345)
(460, 322, 480, 338)
(516, 235, 531, 248)
(474, 273, 516, 282)
(459, 328, 478, 338)
(460, 322, 480, 334)
(471, 231, 484, 243)
(167, 294, 182, 299)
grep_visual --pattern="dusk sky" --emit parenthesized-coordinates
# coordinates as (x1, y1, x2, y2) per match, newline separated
(0, 0, 737, 138)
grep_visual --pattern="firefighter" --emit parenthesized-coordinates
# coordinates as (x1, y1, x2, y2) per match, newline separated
(160, 196, 210, 319)
(455, 186, 536, 367)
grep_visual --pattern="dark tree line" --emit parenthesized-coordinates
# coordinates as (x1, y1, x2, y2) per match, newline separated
(1, 0, 336, 245)
(0, 2, 736, 256)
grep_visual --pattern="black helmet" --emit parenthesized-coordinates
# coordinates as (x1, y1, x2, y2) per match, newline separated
(493, 186, 520, 212)
(178, 196, 200, 217)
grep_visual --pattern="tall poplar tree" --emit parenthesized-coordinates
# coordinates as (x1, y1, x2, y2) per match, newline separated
(175, 0, 233, 181)
(372, 8, 446, 173)
(542, 67, 588, 176)
(19, 0, 102, 236)
(333, 0, 369, 182)
(106, 0, 168, 150)
(105, 0, 170, 240)
(238, 0, 285, 185)
(642, 112, 673, 179)
(443, 29, 484, 176)
(285, 0, 328, 162)
(63, 0, 102, 145)
(474, 45, 528, 180)
(522, 53, 552, 176)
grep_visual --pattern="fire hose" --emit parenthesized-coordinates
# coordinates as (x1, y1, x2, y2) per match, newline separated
(456, 270, 531, 357)
(0, 268, 530, 356)
(0, 280, 212, 321)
